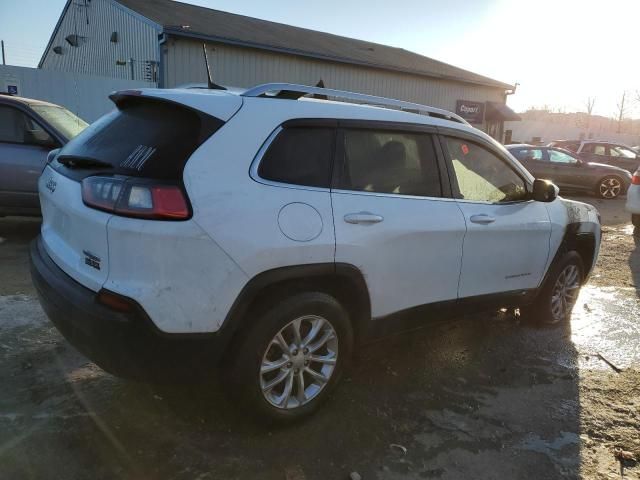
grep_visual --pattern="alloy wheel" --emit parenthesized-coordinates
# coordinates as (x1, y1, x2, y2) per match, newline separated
(599, 177, 621, 198)
(550, 264, 580, 322)
(260, 315, 338, 409)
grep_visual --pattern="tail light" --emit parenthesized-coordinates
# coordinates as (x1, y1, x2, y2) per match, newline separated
(632, 171, 640, 185)
(82, 176, 190, 220)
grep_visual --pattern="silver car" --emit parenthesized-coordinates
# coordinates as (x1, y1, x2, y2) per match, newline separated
(0, 93, 88, 216)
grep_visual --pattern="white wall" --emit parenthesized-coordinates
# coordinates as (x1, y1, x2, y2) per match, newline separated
(505, 119, 640, 147)
(0, 65, 154, 122)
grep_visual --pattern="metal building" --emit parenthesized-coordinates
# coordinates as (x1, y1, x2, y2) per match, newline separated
(39, 0, 519, 139)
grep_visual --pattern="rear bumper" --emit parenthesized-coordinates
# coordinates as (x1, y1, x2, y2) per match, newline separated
(30, 236, 230, 380)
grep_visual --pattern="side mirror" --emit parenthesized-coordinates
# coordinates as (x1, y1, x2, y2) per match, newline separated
(532, 179, 559, 202)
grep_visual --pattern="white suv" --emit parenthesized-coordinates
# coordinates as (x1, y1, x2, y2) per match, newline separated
(31, 83, 601, 422)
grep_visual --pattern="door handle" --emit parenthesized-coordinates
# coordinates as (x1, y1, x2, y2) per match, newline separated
(344, 212, 384, 224)
(469, 214, 496, 225)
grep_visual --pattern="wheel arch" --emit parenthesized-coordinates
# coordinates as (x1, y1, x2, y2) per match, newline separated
(220, 263, 371, 356)
(543, 224, 598, 289)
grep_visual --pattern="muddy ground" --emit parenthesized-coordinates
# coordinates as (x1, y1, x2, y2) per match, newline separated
(1, 195, 639, 480)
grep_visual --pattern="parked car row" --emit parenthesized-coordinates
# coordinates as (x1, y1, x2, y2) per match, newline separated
(548, 139, 640, 174)
(27, 83, 601, 422)
(507, 144, 632, 199)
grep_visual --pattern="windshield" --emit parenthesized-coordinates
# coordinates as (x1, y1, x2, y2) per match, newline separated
(30, 104, 88, 140)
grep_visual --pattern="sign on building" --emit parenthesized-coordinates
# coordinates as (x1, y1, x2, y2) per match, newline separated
(456, 100, 485, 124)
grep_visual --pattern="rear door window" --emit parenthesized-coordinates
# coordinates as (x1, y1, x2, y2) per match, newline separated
(54, 98, 223, 180)
(336, 129, 442, 197)
(258, 127, 335, 188)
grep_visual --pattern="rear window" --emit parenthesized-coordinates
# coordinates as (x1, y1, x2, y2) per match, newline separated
(258, 127, 335, 188)
(55, 98, 223, 180)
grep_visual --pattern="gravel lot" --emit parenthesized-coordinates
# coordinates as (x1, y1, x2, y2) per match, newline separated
(1, 195, 639, 480)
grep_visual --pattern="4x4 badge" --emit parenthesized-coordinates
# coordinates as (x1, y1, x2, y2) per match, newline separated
(83, 250, 101, 270)
(45, 178, 57, 193)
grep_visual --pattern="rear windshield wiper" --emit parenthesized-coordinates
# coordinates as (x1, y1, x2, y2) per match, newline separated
(57, 156, 113, 169)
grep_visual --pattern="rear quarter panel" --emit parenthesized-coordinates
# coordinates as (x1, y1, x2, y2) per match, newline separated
(183, 99, 340, 281)
(104, 217, 248, 333)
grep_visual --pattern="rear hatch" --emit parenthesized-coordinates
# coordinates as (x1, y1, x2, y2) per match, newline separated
(39, 89, 241, 291)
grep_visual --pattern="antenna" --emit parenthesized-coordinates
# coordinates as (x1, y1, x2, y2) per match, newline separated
(313, 79, 327, 100)
(202, 44, 226, 90)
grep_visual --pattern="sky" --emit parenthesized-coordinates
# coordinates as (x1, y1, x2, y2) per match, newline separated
(1, 0, 639, 117)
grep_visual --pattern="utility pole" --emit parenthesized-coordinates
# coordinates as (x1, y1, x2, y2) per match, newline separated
(1, 41, 5, 65)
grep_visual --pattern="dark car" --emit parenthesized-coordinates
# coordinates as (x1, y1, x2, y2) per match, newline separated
(548, 139, 640, 173)
(507, 144, 631, 199)
(0, 93, 88, 216)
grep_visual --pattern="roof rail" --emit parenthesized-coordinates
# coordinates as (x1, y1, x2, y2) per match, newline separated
(241, 83, 470, 125)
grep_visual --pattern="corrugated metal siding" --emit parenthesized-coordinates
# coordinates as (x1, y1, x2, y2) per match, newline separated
(40, 0, 160, 81)
(0, 65, 155, 122)
(164, 38, 505, 120)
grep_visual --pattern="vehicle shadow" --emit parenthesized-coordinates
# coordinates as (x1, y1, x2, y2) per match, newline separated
(1, 308, 583, 480)
(0, 217, 41, 296)
(632, 227, 640, 299)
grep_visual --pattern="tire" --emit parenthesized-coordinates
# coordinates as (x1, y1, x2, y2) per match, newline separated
(227, 291, 353, 424)
(632, 214, 640, 228)
(522, 252, 584, 326)
(597, 175, 623, 199)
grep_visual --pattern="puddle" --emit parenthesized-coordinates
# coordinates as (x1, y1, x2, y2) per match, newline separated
(520, 431, 579, 455)
(570, 286, 640, 369)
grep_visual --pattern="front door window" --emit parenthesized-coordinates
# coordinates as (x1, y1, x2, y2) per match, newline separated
(446, 137, 527, 203)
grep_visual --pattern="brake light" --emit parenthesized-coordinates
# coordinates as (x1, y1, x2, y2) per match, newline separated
(82, 176, 190, 220)
(632, 172, 640, 185)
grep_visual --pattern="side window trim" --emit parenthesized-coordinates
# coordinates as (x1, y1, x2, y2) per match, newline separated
(331, 125, 453, 200)
(250, 124, 337, 192)
(437, 133, 533, 205)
